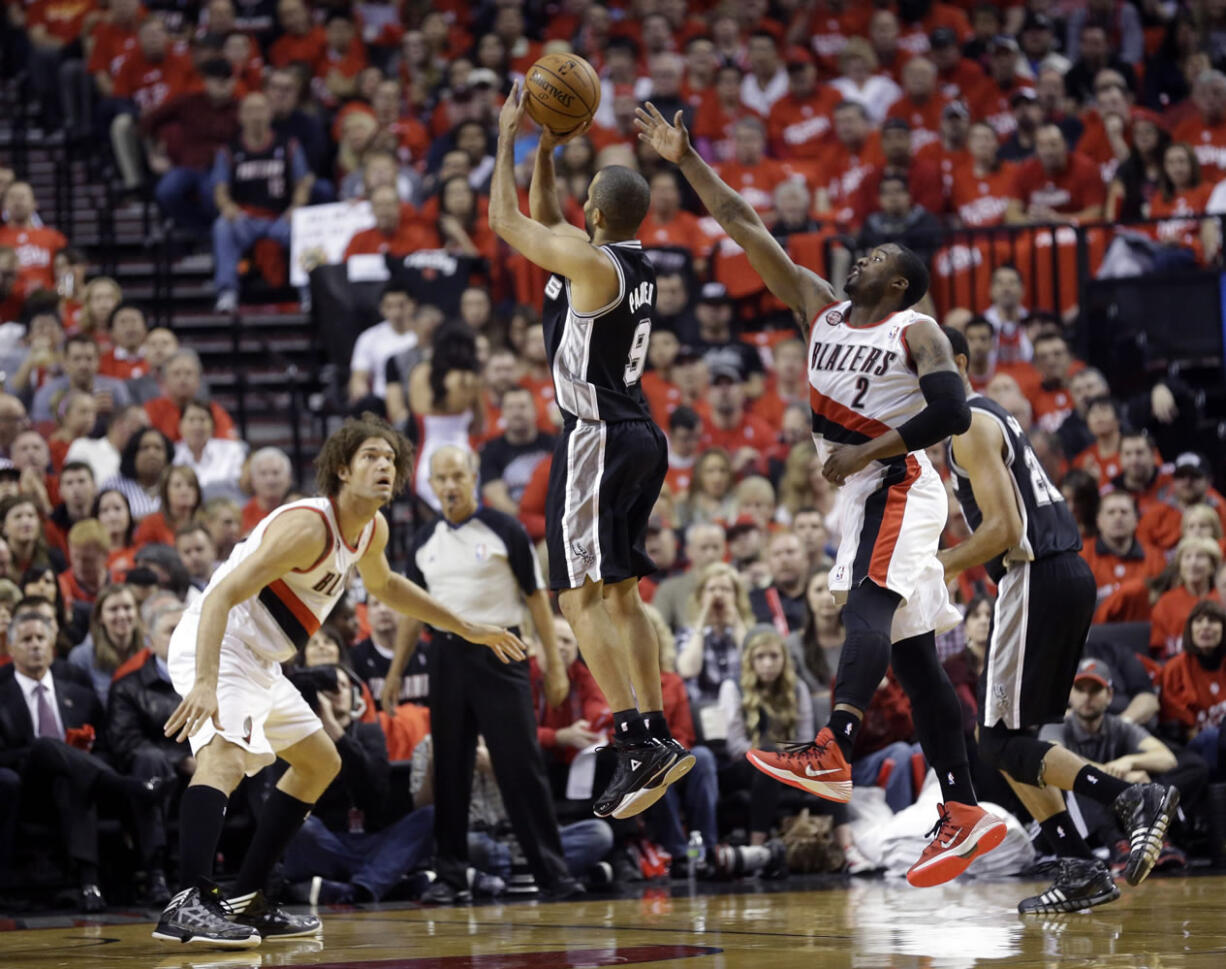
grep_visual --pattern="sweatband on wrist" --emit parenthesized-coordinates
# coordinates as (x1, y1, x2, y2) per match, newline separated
(896, 371, 971, 452)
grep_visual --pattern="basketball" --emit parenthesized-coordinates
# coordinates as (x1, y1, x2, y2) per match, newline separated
(523, 53, 601, 135)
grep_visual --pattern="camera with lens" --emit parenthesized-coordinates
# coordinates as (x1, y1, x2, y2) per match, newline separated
(286, 665, 339, 713)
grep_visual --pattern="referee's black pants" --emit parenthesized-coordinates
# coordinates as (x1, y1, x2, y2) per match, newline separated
(427, 632, 570, 891)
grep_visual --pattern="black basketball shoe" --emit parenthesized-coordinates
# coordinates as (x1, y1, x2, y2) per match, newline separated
(229, 889, 322, 940)
(1113, 782, 1180, 886)
(151, 881, 261, 948)
(1018, 858, 1120, 914)
(616, 737, 696, 817)
(593, 738, 676, 819)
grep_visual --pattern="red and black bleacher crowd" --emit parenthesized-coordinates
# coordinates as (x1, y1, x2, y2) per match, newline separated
(0, 0, 1225, 913)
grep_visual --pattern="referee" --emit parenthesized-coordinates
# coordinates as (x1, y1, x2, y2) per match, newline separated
(390, 445, 577, 902)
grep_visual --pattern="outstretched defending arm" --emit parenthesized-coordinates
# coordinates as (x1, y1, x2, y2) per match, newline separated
(635, 102, 835, 330)
(821, 319, 972, 484)
(357, 514, 527, 663)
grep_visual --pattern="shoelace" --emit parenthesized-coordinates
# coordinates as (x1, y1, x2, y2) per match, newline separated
(924, 807, 954, 841)
(203, 889, 240, 919)
(779, 737, 832, 760)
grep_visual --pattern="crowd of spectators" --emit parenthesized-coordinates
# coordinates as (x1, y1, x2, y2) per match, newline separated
(1, 0, 1226, 913)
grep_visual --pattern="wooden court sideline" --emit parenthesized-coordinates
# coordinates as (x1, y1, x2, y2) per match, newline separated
(3, 874, 1226, 969)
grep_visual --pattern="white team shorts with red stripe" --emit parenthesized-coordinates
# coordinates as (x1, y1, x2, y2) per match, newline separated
(168, 608, 321, 775)
(827, 452, 962, 641)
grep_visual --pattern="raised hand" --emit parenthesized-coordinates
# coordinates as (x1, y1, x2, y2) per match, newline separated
(499, 80, 529, 141)
(634, 102, 692, 164)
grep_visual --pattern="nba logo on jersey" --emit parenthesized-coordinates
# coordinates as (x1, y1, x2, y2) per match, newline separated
(887, 325, 902, 341)
(474, 542, 489, 562)
(832, 565, 846, 584)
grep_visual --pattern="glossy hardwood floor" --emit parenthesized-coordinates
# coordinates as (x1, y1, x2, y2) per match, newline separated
(4, 874, 1226, 969)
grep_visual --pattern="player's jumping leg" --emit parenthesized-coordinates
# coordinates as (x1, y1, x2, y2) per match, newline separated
(559, 579, 675, 819)
(891, 633, 1007, 886)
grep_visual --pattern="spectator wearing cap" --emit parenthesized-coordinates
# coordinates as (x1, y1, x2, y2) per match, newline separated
(1082, 490, 1166, 610)
(652, 521, 728, 634)
(1065, 8, 1142, 104)
(1040, 659, 1189, 862)
(997, 84, 1043, 162)
(916, 98, 971, 196)
(928, 26, 990, 105)
(726, 513, 765, 575)
(692, 283, 763, 390)
(855, 116, 945, 223)
(969, 35, 1028, 138)
(767, 51, 839, 161)
(665, 405, 701, 500)
(478, 387, 554, 517)
(1018, 11, 1071, 79)
(714, 117, 795, 219)
(830, 37, 902, 125)
(140, 59, 240, 235)
(886, 58, 949, 156)
(1150, 536, 1223, 659)
(698, 357, 773, 478)
(1006, 124, 1106, 225)
(741, 30, 788, 116)
(1160, 600, 1226, 782)
(821, 101, 886, 226)
(749, 530, 808, 635)
(857, 173, 943, 267)
(949, 122, 1017, 226)
(1139, 453, 1226, 552)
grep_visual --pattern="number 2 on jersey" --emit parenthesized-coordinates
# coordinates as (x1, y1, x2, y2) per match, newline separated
(623, 319, 651, 386)
(851, 375, 870, 409)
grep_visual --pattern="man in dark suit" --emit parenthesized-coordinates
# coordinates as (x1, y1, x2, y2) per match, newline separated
(0, 610, 162, 911)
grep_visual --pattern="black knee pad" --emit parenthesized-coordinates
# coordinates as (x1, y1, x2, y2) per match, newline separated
(977, 723, 1051, 786)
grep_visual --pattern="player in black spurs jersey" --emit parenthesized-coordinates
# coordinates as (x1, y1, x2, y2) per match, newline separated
(489, 84, 693, 819)
(940, 328, 1179, 914)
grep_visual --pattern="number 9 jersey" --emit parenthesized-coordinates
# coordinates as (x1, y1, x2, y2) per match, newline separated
(542, 240, 655, 425)
(947, 393, 1083, 583)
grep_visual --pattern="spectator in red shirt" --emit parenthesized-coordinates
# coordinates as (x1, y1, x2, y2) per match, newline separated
(1006, 123, 1106, 225)
(1159, 600, 1226, 781)
(766, 53, 837, 161)
(1075, 70, 1135, 185)
(1106, 430, 1175, 519)
(1146, 141, 1218, 268)
(368, 79, 429, 171)
(821, 100, 885, 226)
(141, 59, 238, 234)
(143, 349, 237, 442)
(268, 0, 326, 70)
(665, 405, 701, 500)
(962, 315, 1039, 398)
(342, 184, 432, 260)
(916, 97, 970, 196)
(970, 35, 1027, 138)
(855, 117, 944, 223)
(1150, 536, 1221, 659)
(1028, 331, 1080, 434)
(692, 64, 751, 163)
(1138, 452, 1226, 552)
(313, 11, 368, 109)
(98, 301, 149, 381)
(681, 35, 718, 108)
(0, 182, 67, 292)
(530, 614, 610, 769)
(950, 121, 1017, 227)
(1082, 490, 1166, 613)
(240, 446, 294, 535)
(73, 0, 141, 131)
(928, 26, 988, 104)
(1073, 396, 1126, 483)
(887, 57, 948, 156)
(0, 246, 26, 324)
(698, 358, 774, 478)
(714, 116, 793, 219)
(1173, 69, 1226, 183)
(22, 0, 98, 130)
(640, 169, 708, 268)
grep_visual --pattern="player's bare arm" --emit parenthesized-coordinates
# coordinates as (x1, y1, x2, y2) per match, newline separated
(489, 81, 619, 310)
(357, 513, 528, 663)
(822, 319, 971, 484)
(937, 413, 1025, 584)
(529, 121, 592, 236)
(634, 102, 834, 331)
(163, 509, 331, 743)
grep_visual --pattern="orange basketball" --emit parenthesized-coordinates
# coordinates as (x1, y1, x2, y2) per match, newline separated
(523, 53, 601, 135)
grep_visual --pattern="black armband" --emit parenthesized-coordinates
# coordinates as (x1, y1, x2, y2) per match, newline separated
(896, 371, 971, 452)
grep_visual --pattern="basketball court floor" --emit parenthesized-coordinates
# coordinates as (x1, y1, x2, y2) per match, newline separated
(3, 873, 1225, 969)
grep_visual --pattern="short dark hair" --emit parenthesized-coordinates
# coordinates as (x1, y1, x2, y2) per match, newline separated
(670, 405, 701, 432)
(942, 325, 969, 360)
(60, 460, 94, 481)
(964, 314, 995, 337)
(64, 332, 98, 353)
(380, 280, 414, 301)
(878, 173, 909, 194)
(1032, 330, 1069, 349)
(106, 300, 147, 331)
(590, 165, 651, 236)
(890, 244, 930, 308)
(314, 413, 413, 499)
(118, 427, 174, 481)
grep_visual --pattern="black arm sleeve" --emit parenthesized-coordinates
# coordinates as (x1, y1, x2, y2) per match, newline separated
(896, 371, 972, 452)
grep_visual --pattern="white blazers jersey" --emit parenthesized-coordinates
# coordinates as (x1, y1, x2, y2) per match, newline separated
(808, 301, 960, 640)
(186, 496, 377, 662)
(807, 300, 933, 478)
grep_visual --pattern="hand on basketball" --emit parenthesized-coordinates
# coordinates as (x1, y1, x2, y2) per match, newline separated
(164, 682, 220, 743)
(822, 443, 871, 485)
(634, 102, 692, 163)
(539, 119, 593, 150)
(499, 80, 529, 141)
(466, 622, 529, 663)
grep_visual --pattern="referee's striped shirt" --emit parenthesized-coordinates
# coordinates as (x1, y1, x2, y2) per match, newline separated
(405, 506, 544, 630)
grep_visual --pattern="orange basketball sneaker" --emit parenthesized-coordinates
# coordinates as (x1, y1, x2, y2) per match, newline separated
(906, 801, 1009, 887)
(744, 727, 853, 802)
